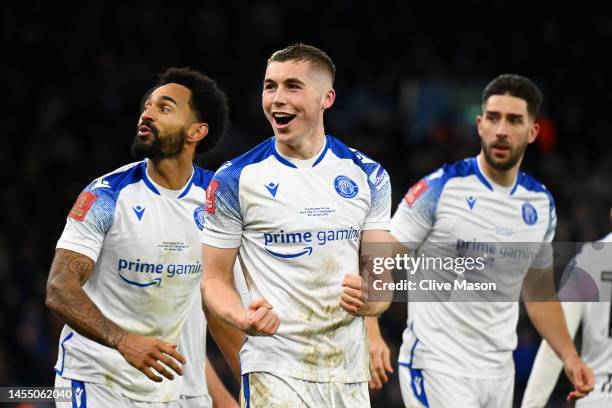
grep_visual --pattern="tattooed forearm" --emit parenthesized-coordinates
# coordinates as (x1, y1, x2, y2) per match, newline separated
(49, 248, 94, 284)
(69, 257, 94, 282)
(46, 249, 128, 349)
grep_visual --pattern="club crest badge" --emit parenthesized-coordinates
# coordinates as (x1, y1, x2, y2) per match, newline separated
(334, 175, 359, 198)
(522, 202, 538, 225)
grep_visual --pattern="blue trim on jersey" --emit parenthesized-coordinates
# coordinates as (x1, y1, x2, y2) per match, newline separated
(409, 338, 420, 366)
(84, 160, 198, 235)
(271, 138, 298, 168)
(327, 135, 391, 210)
(510, 178, 520, 195)
(409, 367, 429, 407)
(54, 331, 74, 376)
(269, 136, 330, 168)
(405, 332, 429, 407)
(515, 171, 553, 200)
(177, 181, 192, 198)
(399, 338, 429, 408)
(177, 165, 196, 199)
(514, 171, 556, 236)
(312, 136, 330, 167)
(93, 161, 147, 193)
(192, 166, 215, 191)
(326, 134, 355, 160)
(470, 157, 494, 191)
(408, 157, 501, 226)
(71, 379, 86, 408)
(242, 374, 251, 408)
(140, 163, 161, 195)
(178, 165, 214, 198)
(91, 161, 153, 197)
(211, 137, 276, 222)
(81, 161, 152, 236)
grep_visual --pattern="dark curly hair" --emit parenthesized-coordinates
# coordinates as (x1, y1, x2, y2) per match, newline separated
(155, 67, 229, 154)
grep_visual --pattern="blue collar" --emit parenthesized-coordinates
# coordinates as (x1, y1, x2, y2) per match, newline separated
(271, 136, 330, 168)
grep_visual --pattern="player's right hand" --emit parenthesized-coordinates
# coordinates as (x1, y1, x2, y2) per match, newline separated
(238, 298, 280, 336)
(116, 333, 186, 382)
(563, 355, 594, 401)
(368, 333, 393, 390)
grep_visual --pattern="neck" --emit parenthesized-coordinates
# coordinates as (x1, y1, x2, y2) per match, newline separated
(477, 152, 521, 187)
(275, 126, 326, 160)
(146, 151, 194, 190)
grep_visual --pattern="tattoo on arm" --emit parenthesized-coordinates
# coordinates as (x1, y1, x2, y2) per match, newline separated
(46, 249, 128, 349)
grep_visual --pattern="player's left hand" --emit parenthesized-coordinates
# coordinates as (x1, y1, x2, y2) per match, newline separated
(368, 333, 393, 390)
(563, 355, 594, 401)
(340, 274, 374, 316)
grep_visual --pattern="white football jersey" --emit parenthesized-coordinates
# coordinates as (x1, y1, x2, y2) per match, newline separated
(522, 233, 612, 407)
(391, 155, 556, 378)
(54, 160, 213, 402)
(566, 233, 612, 395)
(202, 135, 391, 382)
(178, 287, 209, 398)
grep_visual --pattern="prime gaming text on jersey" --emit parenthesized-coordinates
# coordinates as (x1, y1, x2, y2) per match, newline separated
(264, 227, 361, 247)
(117, 258, 202, 277)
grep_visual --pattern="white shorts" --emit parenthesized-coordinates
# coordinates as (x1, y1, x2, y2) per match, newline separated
(54, 375, 180, 408)
(240, 371, 369, 408)
(398, 364, 513, 408)
(178, 394, 212, 408)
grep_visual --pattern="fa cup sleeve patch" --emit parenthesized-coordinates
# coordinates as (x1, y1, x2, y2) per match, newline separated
(68, 191, 98, 221)
(205, 180, 220, 214)
(404, 179, 428, 207)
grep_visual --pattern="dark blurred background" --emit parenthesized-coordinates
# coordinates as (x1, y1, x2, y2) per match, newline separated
(1, 1, 611, 407)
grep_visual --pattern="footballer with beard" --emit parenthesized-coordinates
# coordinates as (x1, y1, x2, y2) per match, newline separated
(370, 74, 594, 407)
(46, 68, 239, 407)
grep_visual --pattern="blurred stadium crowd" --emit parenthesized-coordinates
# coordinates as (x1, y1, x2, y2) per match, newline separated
(1, 1, 611, 406)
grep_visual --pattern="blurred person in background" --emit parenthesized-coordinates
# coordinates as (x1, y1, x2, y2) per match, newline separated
(370, 74, 594, 407)
(522, 205, 612, 408)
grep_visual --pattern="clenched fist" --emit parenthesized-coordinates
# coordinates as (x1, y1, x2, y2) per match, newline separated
(340, 274, 389, 316)
(237, 298, 280, 336)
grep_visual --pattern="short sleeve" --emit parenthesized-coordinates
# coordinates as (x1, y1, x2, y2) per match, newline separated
(530, 193, 556, 269)
(201, 166, 243, 249)
(363, 165, 392, 231)
(390, 168, 446, 249)
(56, 181, 117, 262)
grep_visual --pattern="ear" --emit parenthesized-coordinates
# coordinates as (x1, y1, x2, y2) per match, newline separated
(322, 88, 336, 110)
(187, 122, 209, 145)
(527, 121, 540, 144)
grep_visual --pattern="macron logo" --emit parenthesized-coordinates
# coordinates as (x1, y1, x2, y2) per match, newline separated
(265, 182, 279, 198)
(74, 386, 83, 407)
(413, 375, 422, 395)
(132, 205, 145, 221)
(466, 196, 476, 210)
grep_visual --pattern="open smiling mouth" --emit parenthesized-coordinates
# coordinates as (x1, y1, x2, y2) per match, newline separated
(273, 113, 296, 126)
